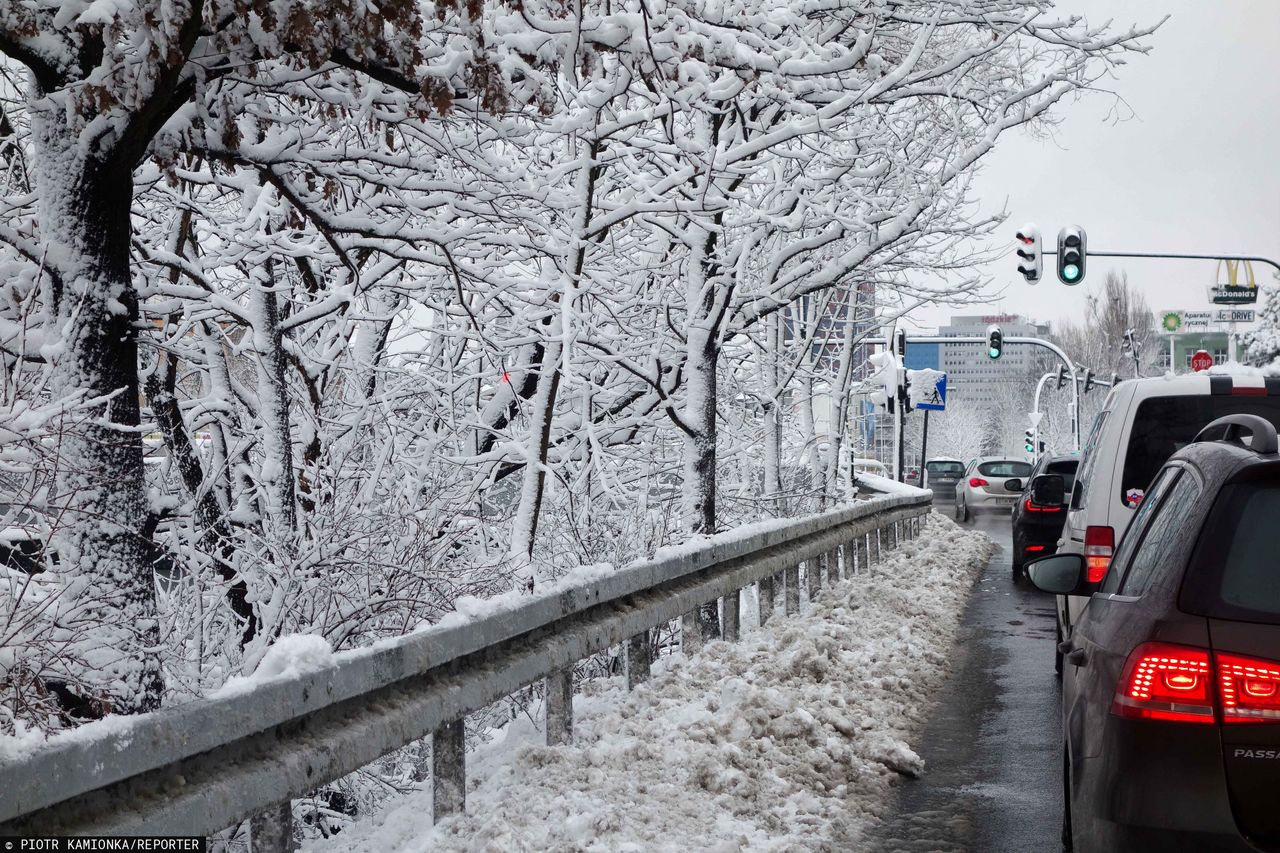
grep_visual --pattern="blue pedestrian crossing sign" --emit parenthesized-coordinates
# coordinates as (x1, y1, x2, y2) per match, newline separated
(917, 373, 947, 411)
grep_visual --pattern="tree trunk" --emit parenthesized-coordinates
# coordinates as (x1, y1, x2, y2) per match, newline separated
(35, 119, 160, 714)
(683, 240, 721, 641)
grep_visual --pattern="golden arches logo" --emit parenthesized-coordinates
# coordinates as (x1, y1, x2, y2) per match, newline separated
(1215, 259, 1258, 290)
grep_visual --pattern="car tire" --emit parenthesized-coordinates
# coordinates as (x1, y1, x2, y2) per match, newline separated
(962, 501, 970, 522)
(1012, 556, 1022, 583)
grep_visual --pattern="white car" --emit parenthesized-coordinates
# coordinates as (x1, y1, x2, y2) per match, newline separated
(1053, 370, 1280, 672)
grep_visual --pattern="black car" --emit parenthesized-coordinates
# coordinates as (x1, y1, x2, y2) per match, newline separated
(1009, 453, 1079, 581)
(1026, 414, 1280, 852)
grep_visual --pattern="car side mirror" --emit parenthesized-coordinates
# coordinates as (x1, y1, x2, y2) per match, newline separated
(1026, 553, 1093, 596)
(1030, 474, 1066, 507)
(1004, 478, 1024, 492)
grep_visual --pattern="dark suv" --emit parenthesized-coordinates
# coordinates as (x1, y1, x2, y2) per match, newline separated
(1010, 452, 1079, 581)
(1027, 415, 1280, 851)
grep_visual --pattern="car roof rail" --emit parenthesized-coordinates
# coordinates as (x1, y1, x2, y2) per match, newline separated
(1192, 414, 1279, 455)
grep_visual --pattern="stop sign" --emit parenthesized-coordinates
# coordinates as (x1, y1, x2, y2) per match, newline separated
(1191, 349, 1214, 372)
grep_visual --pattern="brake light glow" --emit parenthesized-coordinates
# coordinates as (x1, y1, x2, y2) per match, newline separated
(1083, 526, 1114, 583)
(1025, 545, 1045, 552)
(1112, 643, 1214, 724)
(1218, 653, 1280, 723)
(969, 477, 988, 488)
(1023, 497, 1063, 513)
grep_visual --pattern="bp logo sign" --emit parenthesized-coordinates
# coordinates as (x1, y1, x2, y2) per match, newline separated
(1161, 311, 1183, 333)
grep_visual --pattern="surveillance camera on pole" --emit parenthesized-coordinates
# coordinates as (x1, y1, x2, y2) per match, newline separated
(1056, 363, 1069, 390)
(1016, 223, 1043, 284)
(987, 325, 1003, 360)
(1057, 226, 1087, 285)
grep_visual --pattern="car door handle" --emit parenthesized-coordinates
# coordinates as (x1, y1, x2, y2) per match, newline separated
(1057, 639, 1088, 667)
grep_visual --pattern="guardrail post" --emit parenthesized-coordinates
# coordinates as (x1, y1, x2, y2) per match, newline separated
(853, 534, 866, 574)
(812, 553, 826, 595)
(250, 802, 295, 853)
(723, 589, 741, 641)
(626, 631, 651, 688)
(546, 668, 574, 745)
(870, 527, 882, 566)
(785, 563, 801, 615)
(758, 575, 774, 626)
(682, 611, 703, 653)
(433, 719, 466, 821)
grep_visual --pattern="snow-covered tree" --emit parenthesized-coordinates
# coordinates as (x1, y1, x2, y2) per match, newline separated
(1244, 278, 1280, 367)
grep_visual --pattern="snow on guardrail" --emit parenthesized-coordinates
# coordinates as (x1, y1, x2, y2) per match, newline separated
(307, 513, 994, 852)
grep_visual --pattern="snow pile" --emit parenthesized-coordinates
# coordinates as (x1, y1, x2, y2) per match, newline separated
(211, 634, 334, 698)
(305, 513, 993, 852)
(853, 471, 929, 497)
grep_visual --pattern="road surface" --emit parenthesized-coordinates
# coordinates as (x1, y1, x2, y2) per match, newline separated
(863, 510, 1063, 852)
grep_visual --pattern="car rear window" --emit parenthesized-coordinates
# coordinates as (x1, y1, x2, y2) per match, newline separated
(1183, 481, 1280, 624)
(1046, 460, 1079, 493)
(926, 461, 964, 477)
(978, 461, 1032, 478)
(1120, 396, 1280, 508)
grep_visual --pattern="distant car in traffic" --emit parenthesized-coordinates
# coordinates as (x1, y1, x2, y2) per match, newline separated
(1026, 414, 1280, 852)
(922, 457, 964, 504)
(1054, 371, 1280, 672)
(1009, 453, 1078, 581)
(904, 466, 921, 486)
(954, 457, 1032, 521)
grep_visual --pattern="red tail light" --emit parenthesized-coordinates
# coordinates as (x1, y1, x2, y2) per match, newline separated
(969, 477, 988, 488)
(1084, 525, 1114, 583)
(1218, 653, 1280, 724)
(1112, 643, 1214, 724)
(1025, 544, 1046, 553)
(1023, 497, 1063, 513)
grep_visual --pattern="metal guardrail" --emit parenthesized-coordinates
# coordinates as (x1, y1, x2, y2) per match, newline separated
(0, 490, 931, 842)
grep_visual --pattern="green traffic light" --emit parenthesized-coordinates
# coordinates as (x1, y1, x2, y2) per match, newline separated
(1062, 263, 1081, 282)
(988, 347, 1001, 359)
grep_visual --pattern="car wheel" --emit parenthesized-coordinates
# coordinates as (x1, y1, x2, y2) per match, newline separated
(962, 501, 970, 522)
(1061, 742, 1074, 852)
(1012, 556, 1022, 583)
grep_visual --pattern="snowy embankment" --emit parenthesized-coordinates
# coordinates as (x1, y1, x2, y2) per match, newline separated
(306, 513, 993, 852)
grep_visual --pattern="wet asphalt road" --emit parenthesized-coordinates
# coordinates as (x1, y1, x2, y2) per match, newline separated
(864, 510, 1063, 853)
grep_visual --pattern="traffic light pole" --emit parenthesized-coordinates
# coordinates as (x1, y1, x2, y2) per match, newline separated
(1030, 369, 1117, 455)
(1040, 249, 1280, 275)
(905, 335, 1083, 450)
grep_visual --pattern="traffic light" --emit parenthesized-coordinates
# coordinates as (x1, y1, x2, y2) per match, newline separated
(1024, 428, 1035, 454)
(987, 325, 1003, 360)
(1057, 226, 1087, 285)
(1055, 364, 1069, 390)
(1015, 223, 1042, 284)
(1109, 372, 1120, 389)
(1082, 368, 1096, 394)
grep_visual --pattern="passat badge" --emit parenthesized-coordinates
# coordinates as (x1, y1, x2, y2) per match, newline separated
(1125, 488, 1144, 508)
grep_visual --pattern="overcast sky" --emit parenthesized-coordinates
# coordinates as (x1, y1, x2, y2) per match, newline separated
(905, 0, 1280, 334)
